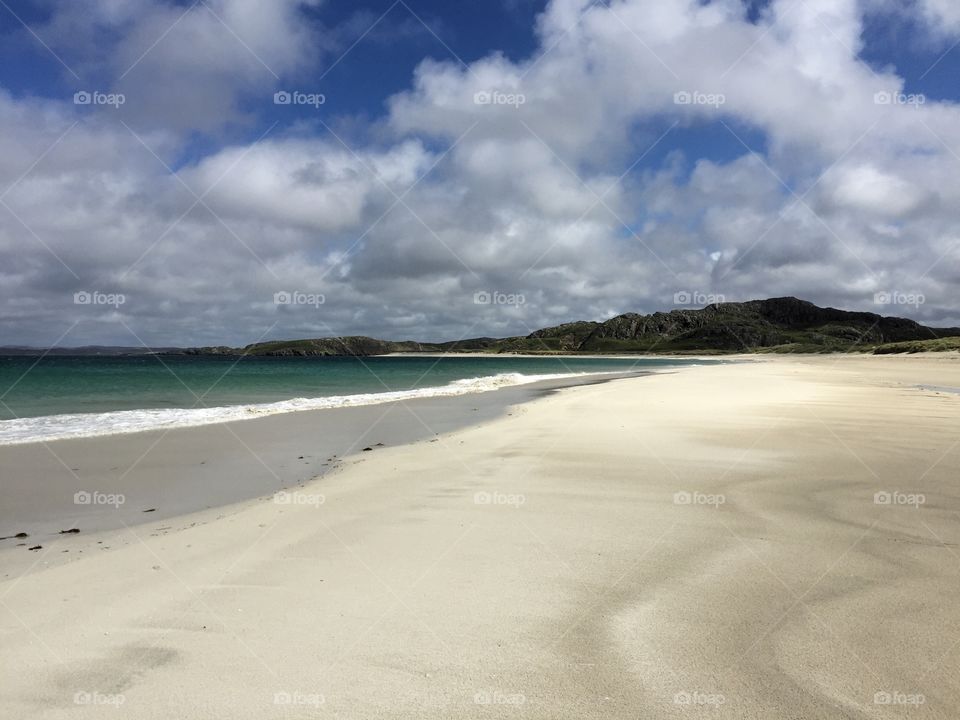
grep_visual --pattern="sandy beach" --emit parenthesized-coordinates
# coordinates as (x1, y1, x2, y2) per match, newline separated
(2, 354, 959, 718)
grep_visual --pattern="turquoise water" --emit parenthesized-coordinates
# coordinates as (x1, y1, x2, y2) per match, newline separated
(0, 354, 712, 444)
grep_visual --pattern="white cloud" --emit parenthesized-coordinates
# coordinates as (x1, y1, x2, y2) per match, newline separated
(37, 0, 324, 133)
(824, 164, 929, 218)
(184, 138, 433, 232)
(919, 0, 960, 36)
(2, 0, 960, 346)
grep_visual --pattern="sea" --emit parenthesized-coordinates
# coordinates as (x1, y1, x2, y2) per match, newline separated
(0, 354, 715, 445)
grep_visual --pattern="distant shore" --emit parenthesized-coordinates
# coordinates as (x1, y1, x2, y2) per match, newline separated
(2, 353, 959, 718)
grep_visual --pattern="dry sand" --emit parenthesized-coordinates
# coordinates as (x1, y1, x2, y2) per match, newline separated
(1, 354, 959, 718)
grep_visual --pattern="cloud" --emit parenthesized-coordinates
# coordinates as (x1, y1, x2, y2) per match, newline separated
(1, 0, 959, 347)
(183, 138, 433, 232)
(33, 0, 324, 133)
(916, 0, 960, 37)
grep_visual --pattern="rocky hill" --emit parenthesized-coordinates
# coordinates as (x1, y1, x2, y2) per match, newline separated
(517, 297, 957, 353)
(181, 297, 960, 356)
(9, 299, 955, 357)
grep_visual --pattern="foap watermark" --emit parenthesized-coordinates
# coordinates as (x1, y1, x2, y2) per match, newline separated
(473, 290, 525, 306)
(674, 290, 725, 306)
(74, 691, 126, 707)
(273, 90, 325, 108)
(474, 690, 526, 706)
(73, 90, 125, 108)
(874, 491, 925, 508)
(474, 491, 526, 508)
(673, 691, 726, 707)
(74, 290, 125, 308)
(473, 90, 526, 108)
(674, 90, 725, 108)
(273, 691, 325, 707)
(274, 490, 325, 507)
(274, 290, 325, 308)
(74, 490, 125, 508)
(874, 690, 925, 706)
(874, 91, 925, 108)
(673, 490, 725, 508)
(873, 291, 925, 309)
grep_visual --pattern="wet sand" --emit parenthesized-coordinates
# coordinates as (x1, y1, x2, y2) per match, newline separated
(0, 371, 647, 540)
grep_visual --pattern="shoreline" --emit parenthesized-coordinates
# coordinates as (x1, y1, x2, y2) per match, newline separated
(0, 357, 710, 446)
(2, 354, 959, 718)
(380, 351, 738, 359)
(0, 370, 649, 545)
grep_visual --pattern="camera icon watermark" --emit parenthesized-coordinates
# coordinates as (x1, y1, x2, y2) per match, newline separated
(673, 491, 725, 508)
(674, 290, 725, 306)
(73, 90, 125, 108)
(474, 491, 526, 508)
(872, 290, 925, 309)
(473, 290, 525, 306)
(74, 490, 125, 508)
(274, 490, 325, 508)
(273, 90, 325, 108)
(473, 90, 526, 108)
(874, 91, 925, 108)
(274, 290, 325, 308)
(674, 90, 725, 108)
(873, 491, 925, 508)
(74, 290, 125, 308)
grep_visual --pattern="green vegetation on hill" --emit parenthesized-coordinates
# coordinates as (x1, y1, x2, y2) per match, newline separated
(872, 337, 960, 354)
(182, 298, 960, 357)
(222, 337, 429, 356)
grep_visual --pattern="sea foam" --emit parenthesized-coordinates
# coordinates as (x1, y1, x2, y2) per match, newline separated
(0, 371, 618, 446)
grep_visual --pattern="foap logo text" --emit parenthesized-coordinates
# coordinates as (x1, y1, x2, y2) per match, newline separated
(874, 491, 925, 508)
(74, 691, 125, 707)
(874, 91, 925, 108)
(873, 291, 925, 309)
(674, 90, 725, 108)
(673, 690, 726, 706)
(273, 90, 325, 108)
(274, 291, 325, 308)
(274, 490, 325, 507)
(674, 290, 725, 306)
(474, 690, 526, 705)
(874, 690, 925, 706)
(474, 491, 526, 508)
(673, 490, 725, 508)
(473, 90, 526, 108)
(273, 691, 325, 707)
(73, 90, 125, 108)
(74, 490, 125, 508)
(473, 290, 525, 306)
(74, 290, 125, 308)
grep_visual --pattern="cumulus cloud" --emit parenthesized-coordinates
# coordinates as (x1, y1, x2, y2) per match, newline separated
(916, 0, 960, 37)
(34, 0, 325, 133)
(1, 0, 959, 347)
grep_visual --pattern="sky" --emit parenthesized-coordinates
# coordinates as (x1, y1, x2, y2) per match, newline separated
(1, 0, 960, 347)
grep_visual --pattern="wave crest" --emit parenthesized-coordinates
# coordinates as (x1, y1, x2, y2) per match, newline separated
(0, 371, 612, 446)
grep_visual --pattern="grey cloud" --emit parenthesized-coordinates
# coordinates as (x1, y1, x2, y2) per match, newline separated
(3, 0, 960, 347)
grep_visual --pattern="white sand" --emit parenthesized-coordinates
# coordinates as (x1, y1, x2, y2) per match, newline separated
(2, 354, 959, 718)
